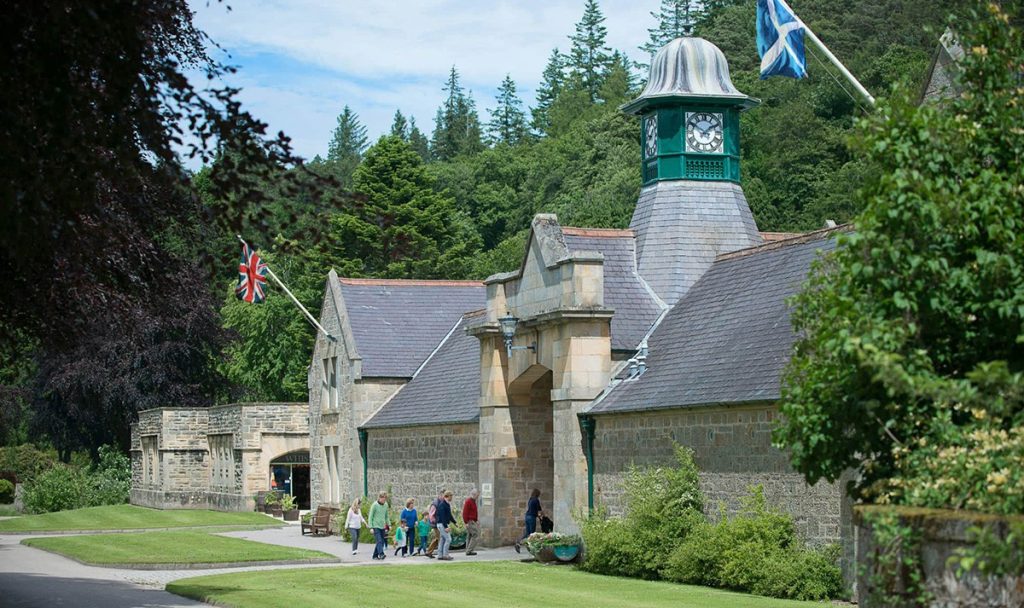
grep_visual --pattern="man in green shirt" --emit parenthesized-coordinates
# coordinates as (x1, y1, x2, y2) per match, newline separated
(368, 491, 389, 560)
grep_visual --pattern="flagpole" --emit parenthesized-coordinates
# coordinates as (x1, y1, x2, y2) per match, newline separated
(236, 235, 335, 342)
(782, 0, 876, 106)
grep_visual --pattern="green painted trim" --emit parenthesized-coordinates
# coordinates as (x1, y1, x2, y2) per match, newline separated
(578, 415, 597, 514)
(358, 429, 368, 498)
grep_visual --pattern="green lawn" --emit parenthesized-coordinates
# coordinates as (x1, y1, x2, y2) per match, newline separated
(0, 504, 279, 532)
(168, 561, 826, 608)
(24, 530, 334, 565)
(0, 504, 17, 517)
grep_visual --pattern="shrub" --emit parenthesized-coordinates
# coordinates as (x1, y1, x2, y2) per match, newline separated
(22, 464, 93, 513)
(0, 444, 57, 483)
(90, 445, 130, 506)
(0, 478, 14, 503)
(662, 487, 844, 601)
(579, 445, 705, 579)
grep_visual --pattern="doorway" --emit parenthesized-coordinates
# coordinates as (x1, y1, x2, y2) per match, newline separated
(269, 450, 311, 509)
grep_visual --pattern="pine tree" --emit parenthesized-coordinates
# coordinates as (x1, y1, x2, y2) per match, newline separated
(531, 48, 566, 136)
(330, 135, 479, 278)
(640, 0, 703, 57)
(599, 51, 636, 106)
(326, 105, 368, 185)
(431, 66, 483, 160)
(568, 0, 613, 103)
(390, 109, 409, 140)
(487, 74, 528, 146)
(408, 117, 431, 161)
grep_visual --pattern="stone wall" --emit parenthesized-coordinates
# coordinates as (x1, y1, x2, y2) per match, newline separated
(591, 404, 851, 569)
(130, 403, 307, 511)
(365, 423, 479, 511)
(855, 506, 1024, 607)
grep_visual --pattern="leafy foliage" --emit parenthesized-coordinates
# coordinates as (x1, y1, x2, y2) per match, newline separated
(775, 2, 1024, 509)
(662, 487, 845, 601)
(21, 445, 130, 514)
(578, 446, 705, 580)
(0, 479, 14, 503)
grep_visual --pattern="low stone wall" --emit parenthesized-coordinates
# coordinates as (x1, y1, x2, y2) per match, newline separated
(131, 488, 210, 510)
(855, 506, 1024, 607)
(365, 422, 479, 513)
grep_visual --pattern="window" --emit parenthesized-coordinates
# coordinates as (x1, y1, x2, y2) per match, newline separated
(141, 436, 158, 485)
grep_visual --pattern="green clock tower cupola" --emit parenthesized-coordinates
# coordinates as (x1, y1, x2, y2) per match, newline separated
(624, 36, 764, 307)
(622, 37, 758, 184)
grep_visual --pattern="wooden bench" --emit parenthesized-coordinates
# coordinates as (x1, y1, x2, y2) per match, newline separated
(301, 505, 336, 536)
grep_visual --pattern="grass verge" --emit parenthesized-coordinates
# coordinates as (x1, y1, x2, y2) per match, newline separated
(167, 561, 826, 608)
(24, 530, 333, 566)
(0, 504, 278, 532)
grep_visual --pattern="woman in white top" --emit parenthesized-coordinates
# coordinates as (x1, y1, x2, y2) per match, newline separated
(346, 498, 369, 555)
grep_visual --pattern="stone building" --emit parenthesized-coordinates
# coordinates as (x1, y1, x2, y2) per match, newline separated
(131, 402, 309, 510)
(306, 33, 853, 569)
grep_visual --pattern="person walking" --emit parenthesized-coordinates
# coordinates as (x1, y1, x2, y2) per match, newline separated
(425, 490, 443, 558)
(400, 498, 418, 557)
(462, 489, 480, 556)
(514, 488, 544, 553)
(436, 489, 455, 560)
(345, 498, 368, 556)
(368, 491, 389, 560)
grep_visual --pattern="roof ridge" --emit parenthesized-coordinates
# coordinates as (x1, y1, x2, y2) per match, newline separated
(717, 224, 851, 262)
(339, 277, 483, 287)
(562, 227, 636, 238)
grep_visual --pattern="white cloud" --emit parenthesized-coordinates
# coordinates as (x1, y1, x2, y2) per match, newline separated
(188, 0, 661, 162)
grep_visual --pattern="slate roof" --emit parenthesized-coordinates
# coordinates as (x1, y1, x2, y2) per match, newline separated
(630, 180, 763, 307)
(561, 228, 665, 351)
(588, 229, 838, 415)
(361, 313, 482, 428)
(337, 278, 484, 378)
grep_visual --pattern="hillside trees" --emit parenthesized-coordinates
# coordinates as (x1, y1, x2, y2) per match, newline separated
(568, 0, 614, 103)
(327, 105, 369, 186)
(640, 0, 704, 57)
(432, 67, 484, 160)
(775, 2, 1024, 512)
(487, 74, 529, 146)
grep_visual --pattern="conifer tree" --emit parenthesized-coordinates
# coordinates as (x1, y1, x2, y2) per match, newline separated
(599, 51, 636, 106)
(327, 105, 368, 185)
(390, 109, 409, 140)
(568, 0, 613, 103)
(531, 48, 566, 136)
(408, 117, 431, 161)
(641, 0, 703, 57)
(487, 74, 528, 146)
(431, 66, 483, 160)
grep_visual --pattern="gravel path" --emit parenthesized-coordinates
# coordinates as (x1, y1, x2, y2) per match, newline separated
(0, 525, 521, 606)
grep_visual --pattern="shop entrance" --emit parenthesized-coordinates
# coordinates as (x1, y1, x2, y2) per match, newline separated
(269, 450, 311, 509)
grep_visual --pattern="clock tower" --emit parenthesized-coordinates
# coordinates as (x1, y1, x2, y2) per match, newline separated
(623, 36, 764, 305)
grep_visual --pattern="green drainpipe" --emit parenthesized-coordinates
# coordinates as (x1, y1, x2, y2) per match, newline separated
(578, 415, 597, 514)
(358, 429, 368, 498)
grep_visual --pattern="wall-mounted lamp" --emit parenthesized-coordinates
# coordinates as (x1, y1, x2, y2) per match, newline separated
(498, 313, 537, 358)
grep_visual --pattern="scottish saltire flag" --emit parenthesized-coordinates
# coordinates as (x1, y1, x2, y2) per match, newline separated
(756, 0, 807, 79)
(236, 243, 269, 303)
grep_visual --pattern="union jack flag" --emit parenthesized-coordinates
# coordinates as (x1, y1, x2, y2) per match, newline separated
(236, 243, 269, 303)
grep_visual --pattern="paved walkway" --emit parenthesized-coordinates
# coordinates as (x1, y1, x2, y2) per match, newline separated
(0, 525, 521, 607)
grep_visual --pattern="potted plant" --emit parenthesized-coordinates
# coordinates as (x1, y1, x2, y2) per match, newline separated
(281, 494, 299, 521)
(523, 532, 582, 563)
(264, 491, 283, 517)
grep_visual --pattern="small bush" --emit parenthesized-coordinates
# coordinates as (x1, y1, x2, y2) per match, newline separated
(22, 464, 93, 513)
(0, 478, 14, 503)
(579, 446, 705, 579)
(21, 445, 131, 514)
(662, 487, 844, 601)
(0, 444, 57, 483)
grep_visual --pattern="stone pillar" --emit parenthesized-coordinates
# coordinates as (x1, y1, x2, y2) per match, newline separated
(550, 321, 611, 533)
(477, 334, 516, 546)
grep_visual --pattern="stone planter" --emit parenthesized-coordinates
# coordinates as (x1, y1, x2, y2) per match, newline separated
(283, 509, 300, 522)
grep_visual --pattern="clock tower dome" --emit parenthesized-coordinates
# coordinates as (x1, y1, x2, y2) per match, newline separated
(624, 36, 764, 305)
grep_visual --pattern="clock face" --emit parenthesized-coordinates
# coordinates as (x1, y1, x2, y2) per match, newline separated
(685, 112, 724, 153)
(644, 115, 658, 158)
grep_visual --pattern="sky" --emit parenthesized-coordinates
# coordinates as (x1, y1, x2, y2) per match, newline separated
(189, 0, 662, 163)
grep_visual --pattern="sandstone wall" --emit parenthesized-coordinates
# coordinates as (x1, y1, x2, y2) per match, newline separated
(591, 404, 850, 552)
(365, 423, 479, 511)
